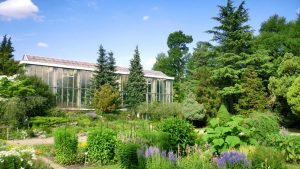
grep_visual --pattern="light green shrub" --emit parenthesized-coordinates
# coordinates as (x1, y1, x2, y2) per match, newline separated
(244, 112, 279, 142)
(157, 117, 196, 154)
(248, 146, 286, 169)
(87, 127, 117, 164)
(136, 102, 182, 120)
(182, 93, 206, 122)
(216, 104, 231, 124)
(137, 130, 170, 150)
(54, 127, 78, 165)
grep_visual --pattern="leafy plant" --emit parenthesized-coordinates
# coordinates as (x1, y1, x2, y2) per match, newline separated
(203, 116, 256, 154)
(266, 134, 300, 163)
(118, 142, 140, 169)
(137, 130, 170, 151)
(247, 146, 286, 169)
(157, 117, 196, 154)
(54, 127, 78, 165)
(244, 112, 279, 142)
(87, 127, 117, 164)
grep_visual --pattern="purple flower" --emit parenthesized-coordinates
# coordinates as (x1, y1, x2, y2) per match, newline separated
(216, 151, 248, 169)
(168, 151, 175, 162)
(161, 150, 167, 157)
(144, 146, 160, 158)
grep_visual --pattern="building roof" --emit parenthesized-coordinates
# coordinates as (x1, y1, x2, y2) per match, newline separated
(20, 54, 174, 80)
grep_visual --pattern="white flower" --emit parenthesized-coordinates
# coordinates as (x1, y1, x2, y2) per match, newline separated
(27, 160, 33, 166)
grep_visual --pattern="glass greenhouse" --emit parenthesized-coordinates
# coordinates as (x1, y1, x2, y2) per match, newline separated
(20, 55, 174, 110)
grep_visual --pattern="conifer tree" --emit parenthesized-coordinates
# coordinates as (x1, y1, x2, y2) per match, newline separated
(0, 35, 21, 75)
(126, 46, 147, 110)
(107, 51, 118, 89)
(93, 45, 109, 90)
(207, 0, 252, 54)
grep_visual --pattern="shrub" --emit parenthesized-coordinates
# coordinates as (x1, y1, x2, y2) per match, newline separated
(118, 142, 140, 169)
(266, 134, 300, 163)
(92, 83, 120, 114)
(54, 127, 78, 165)
(182, 93, 206, 123)
(203, 116, 256, 154)
(136, 102, 182, 120)
(30, 116, 68, 129)
(137, 130, 170, 151)
(287, 76, 300, 116)
(216, 104, 231, 124)
(157, 117, 196, 154)
(244, 112, 279, 142)
(87, 127, 117, 164)
(247, 146, 286, 169)
(216, 151, 249, 169)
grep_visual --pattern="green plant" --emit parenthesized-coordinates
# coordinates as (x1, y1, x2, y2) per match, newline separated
(137, 130, 170, 151)
(92, 83, 120, 114)
(247, 146, 286, 169)
(0, 148, 37, 169)
(216, 104, 231, 124)
(182, 93, 206, 122)
(87, 127, 117, 164)
(203, 116, 256, 154)
(118, 142, 140, 169)
(266, 134, 300, 163)
(136, 102, 182, 120)
(145, 154, 174, 169)
(30, 116, 68, 129)
(157, 117, 196, 154)
(177, 151, 215, 169)
(54, 127, 78, 165)
(244, 112, 279, 142)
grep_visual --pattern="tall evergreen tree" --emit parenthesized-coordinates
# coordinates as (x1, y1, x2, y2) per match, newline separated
(93, 45, 109, 90)
(0, 35, 21, 76)
(126, 46, 147, 110)
(207, 0, 252, 54)
(107, 51, 118, 89)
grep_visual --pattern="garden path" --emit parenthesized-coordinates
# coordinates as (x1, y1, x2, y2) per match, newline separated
(6, 135, 87, 145)
(38, 156, 66, 169)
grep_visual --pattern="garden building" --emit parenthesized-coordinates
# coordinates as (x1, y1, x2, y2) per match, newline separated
(20, 54, 174, 110)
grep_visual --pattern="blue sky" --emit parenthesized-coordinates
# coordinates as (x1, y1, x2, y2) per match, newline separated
(0, 0, 299, 70)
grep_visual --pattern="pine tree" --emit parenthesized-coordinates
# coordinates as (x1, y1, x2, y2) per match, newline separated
(93, 45, 109, 90)
(126, 46, 147, 110)
(107, 51, 118, 90)
(207, 0, 252, 54)
(0, 35, 20, 75)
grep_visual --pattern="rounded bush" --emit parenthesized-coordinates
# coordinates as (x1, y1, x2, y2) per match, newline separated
(244, 112, 279, 142)
(54, 127, 78, 165)
(157, 117, 196, 154)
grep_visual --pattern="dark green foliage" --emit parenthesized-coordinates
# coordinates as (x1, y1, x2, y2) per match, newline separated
(54, 128, 78, 165)
(30, 116, 68, 129)
(87, 127, 117, 164)
(248, 146, 286, 169)
(216, 104, 231, 124)
(92, 45, 118, 90)
(136, 102, 182, 120)
(157, 117, 196, 154)
(235, 69, 268, 114)
(266, 134, 300, 163)
(0, 35, 21, 76)
(244, 112, 279, 142)
(207, 0, 252, 54)
(118, 142, 140, 169)
(152, 53, 174, 77)
(203, 116, 256, 154)
(126, 47, 147, 110)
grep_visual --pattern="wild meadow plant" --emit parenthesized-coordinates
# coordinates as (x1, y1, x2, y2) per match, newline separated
(144, 146, 176, 169)
(216, 151, 249, 169)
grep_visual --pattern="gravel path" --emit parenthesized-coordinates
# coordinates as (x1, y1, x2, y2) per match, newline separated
(38, 156, 66, 169)
(6, 135, 87, 145)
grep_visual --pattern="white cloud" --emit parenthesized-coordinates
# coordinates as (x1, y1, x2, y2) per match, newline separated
(0, 0, 39, 20)
(143, 16, 150, 21)
(37, 42, 48, 48)
(297, 8, 300, 15)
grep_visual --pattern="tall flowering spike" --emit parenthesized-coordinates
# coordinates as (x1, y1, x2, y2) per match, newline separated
(168, 151, 175, 162)
(217, 151, 248, 169)
(161, 150, 167, 157)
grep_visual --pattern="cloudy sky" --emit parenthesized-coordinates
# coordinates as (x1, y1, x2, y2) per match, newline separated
(0, 0, 299, 70)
